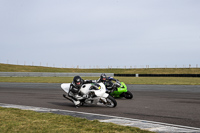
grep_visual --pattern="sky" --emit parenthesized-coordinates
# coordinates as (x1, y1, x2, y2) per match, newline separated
(0, 0, 200, 68)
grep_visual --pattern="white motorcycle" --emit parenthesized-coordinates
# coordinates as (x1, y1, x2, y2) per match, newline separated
(61, 82, 117, 108)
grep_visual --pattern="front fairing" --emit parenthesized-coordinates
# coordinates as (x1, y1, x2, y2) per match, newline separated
(110, 82, 127, 96)
(117, 82, 128, 93)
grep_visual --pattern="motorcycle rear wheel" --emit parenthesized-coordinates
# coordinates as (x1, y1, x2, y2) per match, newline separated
(105, 95, 117, 108)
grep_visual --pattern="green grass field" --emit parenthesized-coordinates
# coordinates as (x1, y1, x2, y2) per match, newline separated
(0, 107, 154, 133)
(1, 63, 200, 74)
(1, 63, 200, 85)
(1, 77, 200, 85)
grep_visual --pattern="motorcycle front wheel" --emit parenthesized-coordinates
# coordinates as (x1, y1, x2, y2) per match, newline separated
(124, 91, 133, 99)
(105, 95, 117, 108)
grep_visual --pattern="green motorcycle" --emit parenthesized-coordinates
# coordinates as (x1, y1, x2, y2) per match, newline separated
(105, 80, 133, 99)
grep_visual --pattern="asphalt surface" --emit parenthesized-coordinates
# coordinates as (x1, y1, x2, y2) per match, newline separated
(0, 82, 200, 128)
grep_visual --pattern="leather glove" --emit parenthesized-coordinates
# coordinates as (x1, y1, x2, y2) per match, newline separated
(83, 94, 88, 98)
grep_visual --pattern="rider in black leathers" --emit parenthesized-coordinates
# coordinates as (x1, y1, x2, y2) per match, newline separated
(68, 75, 99, 107)
(96, 73, 121, 93)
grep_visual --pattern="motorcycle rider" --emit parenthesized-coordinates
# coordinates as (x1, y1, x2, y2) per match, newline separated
(68, 75, 99, 107)
(96, 73, 121, 93)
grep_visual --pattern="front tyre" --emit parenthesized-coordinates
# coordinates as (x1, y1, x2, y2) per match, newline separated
(124, 91, 133, 99)
(106, 95, 117, 108)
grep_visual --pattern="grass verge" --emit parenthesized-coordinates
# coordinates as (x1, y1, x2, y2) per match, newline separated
(0, 77, 200, 85)
(0, 107, 154, 133)
(1, 63, 200, 74)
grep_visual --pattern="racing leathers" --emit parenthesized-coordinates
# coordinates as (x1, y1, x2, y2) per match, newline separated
(68, 79, 98, 107)
(96, 77, 121, 93)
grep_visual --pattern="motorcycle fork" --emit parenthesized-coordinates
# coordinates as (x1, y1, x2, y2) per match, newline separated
(100, 97, 107, 104)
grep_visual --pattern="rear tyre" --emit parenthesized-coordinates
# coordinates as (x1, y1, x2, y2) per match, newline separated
(106, 95, 117, 108)
(124, 91, 133, 99)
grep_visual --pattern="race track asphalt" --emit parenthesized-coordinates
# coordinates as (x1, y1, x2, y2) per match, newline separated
(0, 82, 200, 128)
